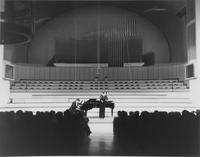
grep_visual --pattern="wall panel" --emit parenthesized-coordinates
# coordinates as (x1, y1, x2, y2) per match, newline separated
(23, 66, 29, 80)
(15, 65, 22, 80)
(62, 68, 68, 81)
(168, 64, 176, 79)
(162, 66, 169, 79)
(137, 67, 142, 80)
(14, 63, 185, 81)
(177, 64, 185, 81)
(39, 67, 44, 80)
(124, 68, 130, 80)
(28, 66, 34, 80)
(134, 67, 138, 80)
(148, 66, 154, 80)
(50, 68, 56, 80)
(154, 66, 158, 79)
(141, 67, 147, 80)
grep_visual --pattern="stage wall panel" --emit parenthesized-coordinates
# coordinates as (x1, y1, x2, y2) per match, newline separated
(14, 63, 185, 81)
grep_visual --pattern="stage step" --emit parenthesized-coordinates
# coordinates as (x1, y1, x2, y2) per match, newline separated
(10, 91, 190, 99)
(1, 101, 197, 113)
(88, 117, 114, 124)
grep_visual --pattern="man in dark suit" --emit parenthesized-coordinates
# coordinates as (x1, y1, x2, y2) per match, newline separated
(100, 91, 108, 102)
(99, 92, 108, 118)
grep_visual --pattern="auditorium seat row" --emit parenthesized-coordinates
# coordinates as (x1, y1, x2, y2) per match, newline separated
(17, 79, 179, 84)
(11, 79, 188, 91)
(11, 86, 187, 91)
(13, 82, 184, 86)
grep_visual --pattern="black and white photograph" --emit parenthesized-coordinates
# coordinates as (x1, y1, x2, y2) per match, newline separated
(0, 0, 199, 156)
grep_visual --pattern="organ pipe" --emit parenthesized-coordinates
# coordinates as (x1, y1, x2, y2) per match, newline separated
(114, 23, 116, 66)
(31, 0, 36, 35)
(97, 7, 100, 70)
(111, 22, 114, 66)
(120, 20, 123, 66)
(108, 23, 111, 66)
(122, 17, 125, 66)
(117, 24, 119, 66)
(125, 17, 127, 38)
(130, 19, 132, 37)
(119, 19, 122, 66)
(0, 0, 5, 12)
(133, 19, 136, 36)
(74, 11, 78, 81)
(131, 19, 133, 37)
(114, 24, 117, 66)
(112, 24, 114, 66)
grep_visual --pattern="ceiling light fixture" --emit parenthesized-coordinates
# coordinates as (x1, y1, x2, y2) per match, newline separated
(144, 7, 168, 13)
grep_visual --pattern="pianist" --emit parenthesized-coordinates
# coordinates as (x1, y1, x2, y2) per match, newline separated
(69, 98, 83, 113)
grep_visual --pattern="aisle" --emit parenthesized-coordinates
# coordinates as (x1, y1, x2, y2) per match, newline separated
(79, 117, 115, 155)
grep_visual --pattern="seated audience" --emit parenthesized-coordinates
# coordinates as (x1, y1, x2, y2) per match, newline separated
(0, 109, 91, 155)
(114, 110, 200, 156)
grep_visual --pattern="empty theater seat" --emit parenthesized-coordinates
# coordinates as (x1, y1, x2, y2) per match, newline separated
(10, 79, 188, 92)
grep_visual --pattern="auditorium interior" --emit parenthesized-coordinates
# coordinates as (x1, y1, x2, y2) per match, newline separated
(0, 0, 200, 156)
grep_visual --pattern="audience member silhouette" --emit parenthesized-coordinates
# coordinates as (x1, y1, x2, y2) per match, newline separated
(0, 109, 91, 155)
(114, 110, 200, 155)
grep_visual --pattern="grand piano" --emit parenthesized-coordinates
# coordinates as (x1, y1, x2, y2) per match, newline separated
(80, 99, 115, 117)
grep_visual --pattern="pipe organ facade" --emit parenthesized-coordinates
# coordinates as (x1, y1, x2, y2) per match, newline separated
(29, 6, 169, 65)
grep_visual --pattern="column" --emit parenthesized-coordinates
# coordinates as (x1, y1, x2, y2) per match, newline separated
(0, 0, 10, 107)
(189, 0, 200, 107)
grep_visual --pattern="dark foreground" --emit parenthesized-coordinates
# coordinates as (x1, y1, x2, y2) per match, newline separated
(0, 110, 200, 156)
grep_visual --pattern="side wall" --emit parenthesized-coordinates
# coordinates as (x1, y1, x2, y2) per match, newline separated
(0, 46, 10, 106)
(0, 0, 10, 106)
(4, 44, 28, 63)
(145, 12, 187, 62)
(189, 0, 200, 107)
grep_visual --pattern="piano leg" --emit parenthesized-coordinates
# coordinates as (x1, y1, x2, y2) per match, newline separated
(111, 109, 113, 117)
